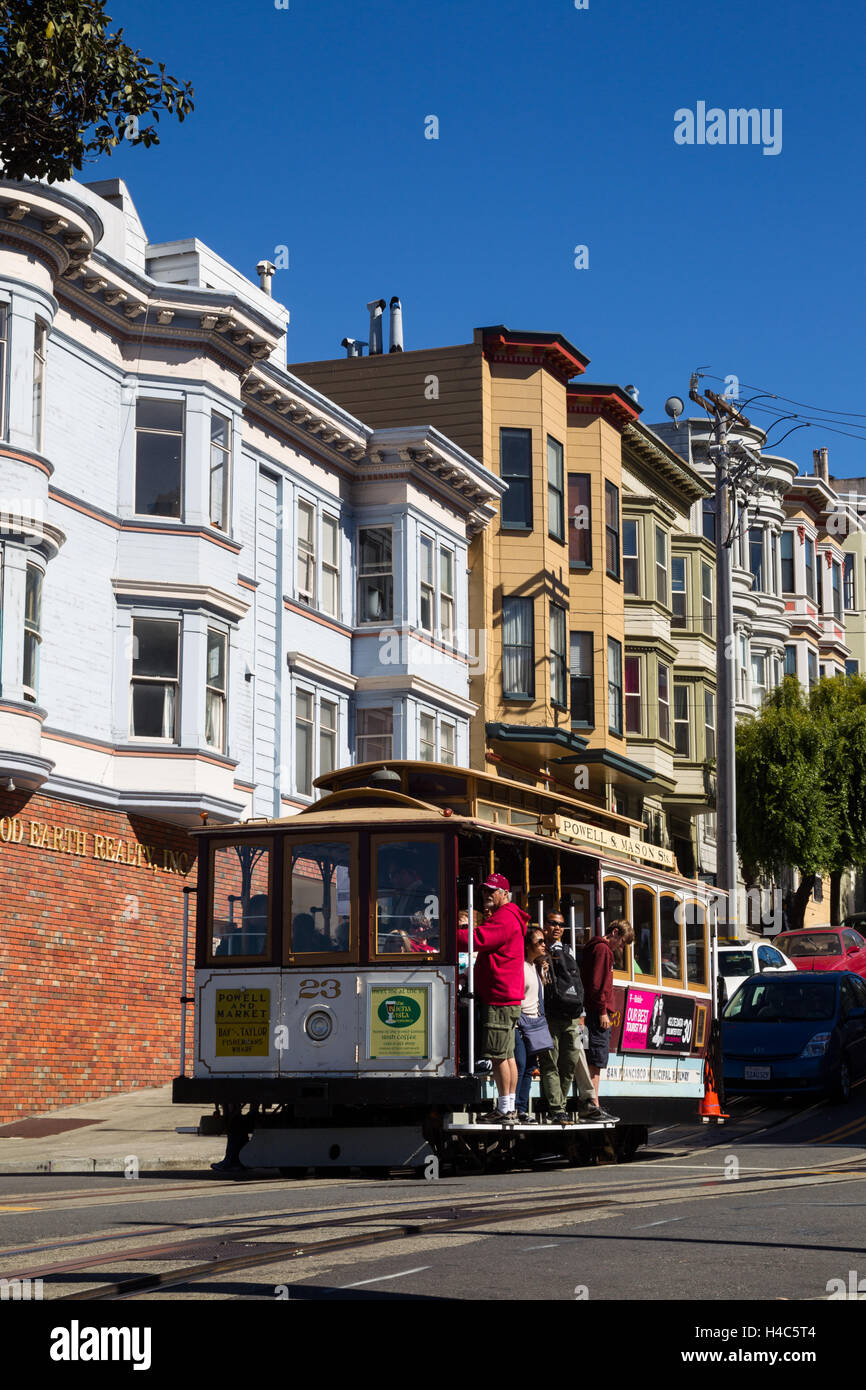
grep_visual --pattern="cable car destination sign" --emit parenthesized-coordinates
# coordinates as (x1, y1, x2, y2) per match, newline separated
(554, 814, 675, 869)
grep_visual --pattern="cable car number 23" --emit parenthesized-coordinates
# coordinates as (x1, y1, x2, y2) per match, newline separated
(298, 979, 342, 999)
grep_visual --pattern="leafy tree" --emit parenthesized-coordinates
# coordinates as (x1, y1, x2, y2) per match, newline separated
(0, 0, 193, 183)
(810, 674, 866, 923)
(736, 675, 866, 930)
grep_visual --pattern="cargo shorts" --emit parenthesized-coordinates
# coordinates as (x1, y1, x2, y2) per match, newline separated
(482, 1003, 522, 1061)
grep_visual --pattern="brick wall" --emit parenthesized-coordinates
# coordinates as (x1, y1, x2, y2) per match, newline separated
(0, 789, 197, 1122)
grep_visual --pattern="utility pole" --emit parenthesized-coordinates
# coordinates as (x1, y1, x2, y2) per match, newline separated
(689, 377, 750, 939)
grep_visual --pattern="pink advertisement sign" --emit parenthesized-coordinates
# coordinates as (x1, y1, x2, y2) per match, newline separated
(622, 986, 697, 1053)
(622, 988, 654, 1051)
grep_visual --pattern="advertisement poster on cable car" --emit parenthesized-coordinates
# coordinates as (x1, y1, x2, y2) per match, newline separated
(368, 986, 429, 1058)
(214, 988, 271, 1057)
(622, 987, 695, 1054)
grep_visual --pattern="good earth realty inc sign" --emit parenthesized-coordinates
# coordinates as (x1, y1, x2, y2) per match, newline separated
(0, 814, 192, 875)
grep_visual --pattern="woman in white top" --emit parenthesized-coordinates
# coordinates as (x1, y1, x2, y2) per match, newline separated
(514, 929, 551, 1122)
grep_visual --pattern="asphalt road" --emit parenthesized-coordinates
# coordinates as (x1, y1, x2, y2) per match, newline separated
(3, 1086, 866, 1310)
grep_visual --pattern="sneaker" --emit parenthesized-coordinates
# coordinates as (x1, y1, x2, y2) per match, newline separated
(577, 1101, 620, 1123)
(477, 1109, 516, 1125)
(550, 1111, 573, 1125)
(515, 1111, 535, 1124)
(210, 1160, 246, 1174)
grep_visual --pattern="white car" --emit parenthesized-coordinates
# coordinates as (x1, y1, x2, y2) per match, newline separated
(717, 940, 797, 1006)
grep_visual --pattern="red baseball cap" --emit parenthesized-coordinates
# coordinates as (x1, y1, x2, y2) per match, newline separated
(482, 873, 510, 892)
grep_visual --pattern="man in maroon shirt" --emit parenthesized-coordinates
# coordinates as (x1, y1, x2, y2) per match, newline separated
(457, 873, 528, 1123)
(581, 918, 634, 1113)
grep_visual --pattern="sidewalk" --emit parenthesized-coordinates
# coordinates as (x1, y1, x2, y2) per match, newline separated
(0, 1085, 224, 1174)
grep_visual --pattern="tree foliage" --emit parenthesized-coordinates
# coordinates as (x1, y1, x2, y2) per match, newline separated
(736, 674, 866, 926)
(0, 0, 193, 182)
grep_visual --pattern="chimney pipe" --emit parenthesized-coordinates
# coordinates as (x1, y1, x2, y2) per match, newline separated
(341, 337, 367, 358)
(389, 296, 404, 353)
(256, 260, 276, 296)
(625, 383, 639, 402)
(367, 299, 387, 355)
(813, 447, 829, 483)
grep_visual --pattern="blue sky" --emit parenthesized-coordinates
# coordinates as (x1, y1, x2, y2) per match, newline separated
(89, 0, 866, 475)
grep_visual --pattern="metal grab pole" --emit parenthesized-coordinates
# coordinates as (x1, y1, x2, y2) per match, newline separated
(569, 902, 577, 957)
(180, 885, 196, 1077)
(467, 882, 475, 1074)
(537, 897, 544, 932)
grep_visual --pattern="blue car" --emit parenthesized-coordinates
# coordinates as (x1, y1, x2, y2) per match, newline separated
(722, 970, 866, 1102)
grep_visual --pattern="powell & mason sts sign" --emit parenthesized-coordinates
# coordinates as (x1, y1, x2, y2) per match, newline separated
(555, 814, 676, 869)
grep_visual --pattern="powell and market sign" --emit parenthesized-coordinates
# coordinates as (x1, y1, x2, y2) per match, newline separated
(555, 815, 676, 869)
(0, 814, 192, 875)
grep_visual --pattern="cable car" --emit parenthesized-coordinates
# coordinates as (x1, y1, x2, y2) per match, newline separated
(173, 761, 722, 1172)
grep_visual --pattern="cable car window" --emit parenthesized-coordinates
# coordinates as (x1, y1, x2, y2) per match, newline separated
(210, 840, 271, 959)
(604, 879, 630, 973)
(684, 901, 707, 986)
(289, 841, 353, 954)
(374, 839, 441, 956)
(660, 895, 683, 980)
(633, 887, 656, 978)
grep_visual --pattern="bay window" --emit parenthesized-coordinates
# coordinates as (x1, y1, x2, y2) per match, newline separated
(358, 526, 393, 622)
(419, 536, 434, 633)
(297, 500, 316, 606)
(655, 527, 667, 606)
(130, 617, 179, 740)
(625, 655, 641, 735)
(135, 398, 184, 518)
(209, 413, 230, 530)
(357, 707, 393, 762)
(295, 690, 314, 795)
(320, 698, 337, 777)
(608, 637, 623, 735)
(701, 562, 713, 638)
(500, 428, 533, 529)
(205, 629, 227, 752)
(440, 547, 454, 644)
(674, 683, 690, 757)
(671, 557, 687, 628)
(605, 482, 620, 579)
(570, 632, 593, 726)
(568, 474, 591, 568)
(550, 603, 567, 708)
(33, 319, 46, 451)
(322, 513, 340, 617)
(781, 530, 795, 593)
(23, 563, 43, 702)
(658, 661, 671, 743)
(503, 596, 534, 698)
(547, 435, 564, 540)
(623, 520, 639, 595)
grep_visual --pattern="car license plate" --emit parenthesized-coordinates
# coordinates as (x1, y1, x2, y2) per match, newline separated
(745, 1065, 771, 1080)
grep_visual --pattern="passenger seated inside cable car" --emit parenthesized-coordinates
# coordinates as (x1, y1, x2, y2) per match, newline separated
(214, 893, 268, 956)
(288, 840, 352, 954)
(375, 841, 440, 954)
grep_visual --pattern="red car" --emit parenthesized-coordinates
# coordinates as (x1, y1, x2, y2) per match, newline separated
(774, 927, 866, 979)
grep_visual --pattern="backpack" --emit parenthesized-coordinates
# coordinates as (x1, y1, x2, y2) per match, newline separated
(546, 945, 584, 1016)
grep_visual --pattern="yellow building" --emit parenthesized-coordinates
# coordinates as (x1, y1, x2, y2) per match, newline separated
(292, 326, 714, 869)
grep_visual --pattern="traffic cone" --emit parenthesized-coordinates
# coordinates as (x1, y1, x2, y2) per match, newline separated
(699, 1057, 729, 1122)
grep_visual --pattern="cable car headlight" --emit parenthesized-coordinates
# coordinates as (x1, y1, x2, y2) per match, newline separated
(305, 1010, 334, 1042)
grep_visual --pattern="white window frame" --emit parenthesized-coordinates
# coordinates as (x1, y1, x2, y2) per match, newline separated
(129, 616, 181, 743)
(32, 318, 46, 452)
(655, 526, 667, 606)
(674, 682, 690, 758)
(657, 660, 671, 744)
(419, 534, 434, 634)
(419, 710, 436, 761)
(358, 525, 394, 624)
(321, 512, 341, 618)
(357, 706, 393, 762)
(134, 396, 185, 520)
(23, 561, 44, 703)
(205, 627, 227, 753)
(319, 696, 338, 779)
(297, 498, 316, 607)
(439, 545, 455, 645)
(671, 555, 687, 628)
(209, 413, 231, 531)
(294, 688, 315, 796)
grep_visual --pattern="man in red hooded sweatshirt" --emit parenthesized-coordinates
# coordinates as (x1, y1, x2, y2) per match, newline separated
(457, 873, 529, 1123)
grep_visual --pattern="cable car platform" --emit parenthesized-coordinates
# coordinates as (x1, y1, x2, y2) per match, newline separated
(447, 1119, 618, 1133)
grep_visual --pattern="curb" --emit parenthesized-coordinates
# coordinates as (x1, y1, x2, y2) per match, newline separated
(0, 1157, 224, 1175)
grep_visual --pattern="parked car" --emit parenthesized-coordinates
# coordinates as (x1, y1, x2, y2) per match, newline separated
(717, 940, 796, 1007)
(843, 912, 866, 933)
(722, 970, 866, 1102)
(773, 926, 866, 979)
